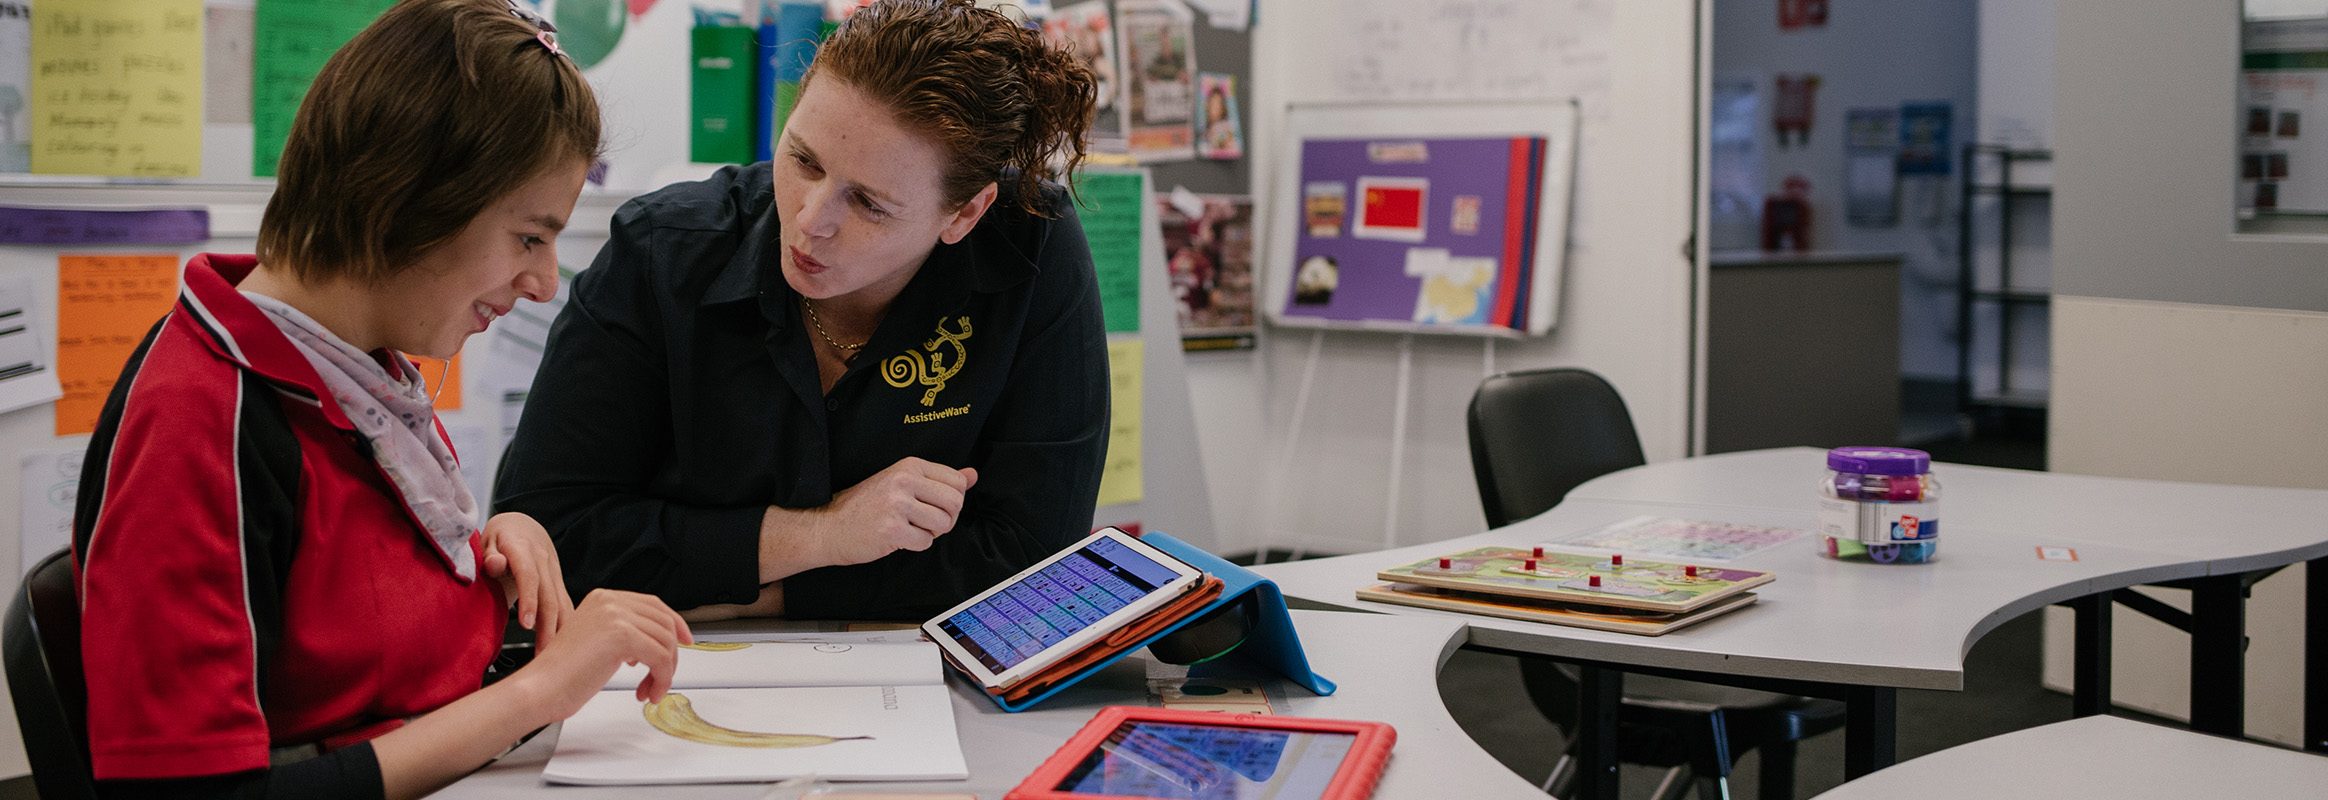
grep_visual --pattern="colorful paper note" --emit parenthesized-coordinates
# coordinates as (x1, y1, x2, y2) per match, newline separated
(1096, 339, 1143, 507)
(56, 254, 180, 436)
(0, 206, 209, 245)
(254, 0, 392, 177)
(29, 0, 205, 177)
(1073, 170, 1144, 333)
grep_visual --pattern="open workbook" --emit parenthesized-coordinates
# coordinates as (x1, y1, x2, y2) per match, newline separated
(542, 641, 969, 785)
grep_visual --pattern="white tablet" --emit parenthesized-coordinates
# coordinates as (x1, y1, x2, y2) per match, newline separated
(923, 528, 1204, 690)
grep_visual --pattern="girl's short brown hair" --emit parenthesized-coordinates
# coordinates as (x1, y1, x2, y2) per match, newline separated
(258, 0, 602, 285)
(805, 0, 1097, 216)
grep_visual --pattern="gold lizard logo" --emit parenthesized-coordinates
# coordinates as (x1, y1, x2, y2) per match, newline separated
(882, 316, 973, 406)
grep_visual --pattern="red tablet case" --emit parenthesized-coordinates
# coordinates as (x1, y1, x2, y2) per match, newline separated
(1005, 706, 1396, 800)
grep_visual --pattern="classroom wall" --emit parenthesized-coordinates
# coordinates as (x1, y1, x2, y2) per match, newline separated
(2043, 0, 2326, 748)
(1189, 0, 1699, 556)
(1977, 0, 2056, 172)
(1708, 0, 1978, 385)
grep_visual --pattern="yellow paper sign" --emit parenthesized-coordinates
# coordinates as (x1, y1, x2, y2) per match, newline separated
(1096, 339, 1144, 507)
(30, 0, 206, 177)
(57, 254, 182, 436)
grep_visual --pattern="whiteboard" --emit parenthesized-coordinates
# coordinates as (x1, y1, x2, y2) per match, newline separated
(1262, 100, 1578, 336)
(1308, 0, 1615, 110)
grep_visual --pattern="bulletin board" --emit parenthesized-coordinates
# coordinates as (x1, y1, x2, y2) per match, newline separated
(1264, 100, 1578, 337)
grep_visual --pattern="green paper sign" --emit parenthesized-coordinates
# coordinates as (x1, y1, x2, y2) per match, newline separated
(252, 0, 394, 177)
(1073, 171, 1144, 334)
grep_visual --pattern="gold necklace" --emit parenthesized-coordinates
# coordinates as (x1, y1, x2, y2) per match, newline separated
(800, 297, 866, 353)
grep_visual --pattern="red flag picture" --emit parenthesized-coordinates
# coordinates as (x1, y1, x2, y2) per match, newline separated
(1354, 177, 1429, 242)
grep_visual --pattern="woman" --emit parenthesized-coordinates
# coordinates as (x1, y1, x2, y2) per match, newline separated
(73, 2, 689, 797)
(496, 0, 1107, 621)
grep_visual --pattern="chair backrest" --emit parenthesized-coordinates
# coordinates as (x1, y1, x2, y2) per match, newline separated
(1466, 367, 1647, 528)
(5, 548, 97, 800)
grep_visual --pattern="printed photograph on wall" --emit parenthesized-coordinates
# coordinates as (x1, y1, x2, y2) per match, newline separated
(1197, 72, 1242, 160)
(1116, 0, 1195, 162)
(1042, 1, 1125, 153)
(1156, 193, 1255, 350)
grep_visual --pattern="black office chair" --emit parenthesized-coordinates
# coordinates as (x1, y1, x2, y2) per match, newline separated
(1468, 368, 1846, 800)
(5, 547, 98, 800)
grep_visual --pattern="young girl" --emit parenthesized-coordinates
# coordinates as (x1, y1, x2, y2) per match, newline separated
(73, 2, 688, 797)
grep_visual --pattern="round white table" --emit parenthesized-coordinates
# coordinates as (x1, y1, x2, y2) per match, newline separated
(1252, 447, 2328, 799)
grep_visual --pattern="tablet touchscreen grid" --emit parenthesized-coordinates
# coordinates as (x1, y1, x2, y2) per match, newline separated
(939, 538, 1183, 674)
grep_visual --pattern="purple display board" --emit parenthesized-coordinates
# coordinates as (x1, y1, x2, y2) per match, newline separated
(1282, 136, 1542, 332)
(0, 206, 210, 246)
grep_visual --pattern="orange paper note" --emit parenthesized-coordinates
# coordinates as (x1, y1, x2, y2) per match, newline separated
(405, 353, 462, 411)
(57, 254, 182, 436)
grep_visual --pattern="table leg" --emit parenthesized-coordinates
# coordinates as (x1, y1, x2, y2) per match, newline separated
(1843, 686, 1896, 779)
(2071, 592, 2113, 717)
(1574, 665, 1621, 800)
(2188, 574, 2246, 737)
(2309, 558, 2326, 754)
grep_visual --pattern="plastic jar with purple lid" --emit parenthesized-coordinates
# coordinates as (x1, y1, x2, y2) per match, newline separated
(1814, 446, 1939, 564)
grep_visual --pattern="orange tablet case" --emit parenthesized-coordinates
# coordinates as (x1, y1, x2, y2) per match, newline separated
(944, 531, 1335, 712)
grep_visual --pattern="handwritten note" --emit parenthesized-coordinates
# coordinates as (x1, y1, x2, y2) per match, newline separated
(56, 254, 179, 436)
(29, 0, 205, 177)
(1096, 339, 1144, 507)
(253, 0, 391, 177)
(1073, 170, 1144, 334)
(1319, 0, 1613, 113)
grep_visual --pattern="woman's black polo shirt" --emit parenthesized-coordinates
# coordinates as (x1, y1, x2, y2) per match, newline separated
(496, 162, 1109, 620)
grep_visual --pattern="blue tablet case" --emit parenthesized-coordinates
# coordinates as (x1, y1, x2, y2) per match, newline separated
(981, 531, 1336, 712)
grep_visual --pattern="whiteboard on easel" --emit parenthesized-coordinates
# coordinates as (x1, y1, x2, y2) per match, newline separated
(1264, 100, 1577, 337)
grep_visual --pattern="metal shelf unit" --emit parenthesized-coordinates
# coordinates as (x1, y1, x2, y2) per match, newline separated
(1955, 144, 2053, 418)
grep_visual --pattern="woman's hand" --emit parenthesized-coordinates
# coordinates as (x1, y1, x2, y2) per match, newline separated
(513, 589, 693, 717)
(481, 512, 572, 649)
(759, 457, 978, 581)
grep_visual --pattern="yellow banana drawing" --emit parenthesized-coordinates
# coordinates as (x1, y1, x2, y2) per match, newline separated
(678, 642, 752, 652)
(641, 693, 872, 748)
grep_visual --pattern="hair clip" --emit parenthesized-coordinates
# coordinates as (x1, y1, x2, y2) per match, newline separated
(506, 0, 566, 58)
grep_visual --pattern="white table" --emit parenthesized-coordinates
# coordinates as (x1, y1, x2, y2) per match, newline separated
(1809, 715, 2328, 798)
(1252, 448, 2328, 799)
(440, 610, 1541, 798)
(1567, 448, 2328, 742)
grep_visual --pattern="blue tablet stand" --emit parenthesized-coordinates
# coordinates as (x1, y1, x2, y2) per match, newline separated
(982, 531, 1336, 712)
